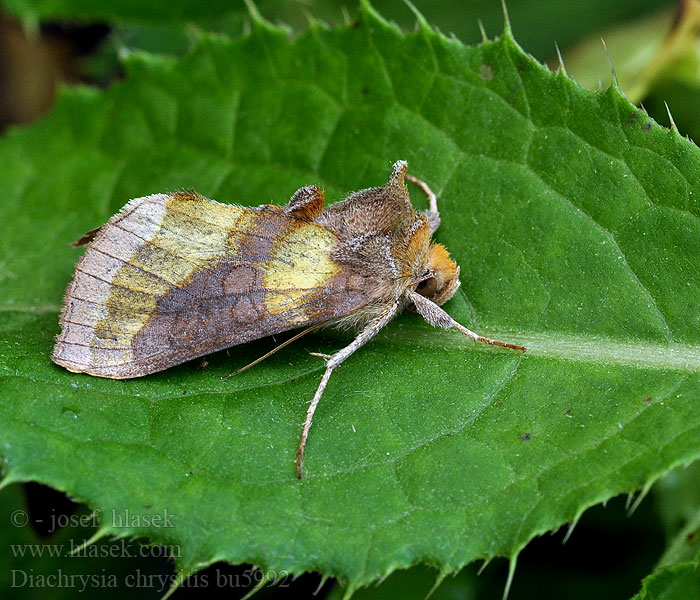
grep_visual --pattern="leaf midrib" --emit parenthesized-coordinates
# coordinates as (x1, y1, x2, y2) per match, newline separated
(383, 325, 700, 371)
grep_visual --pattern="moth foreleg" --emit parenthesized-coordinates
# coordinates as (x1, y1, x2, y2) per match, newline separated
(405, 173, 440, 234)
(296, 300, 402, 479)
(406, 290, 525, 351)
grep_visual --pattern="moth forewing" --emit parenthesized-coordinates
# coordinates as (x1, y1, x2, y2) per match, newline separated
(52, 191, 370, 378)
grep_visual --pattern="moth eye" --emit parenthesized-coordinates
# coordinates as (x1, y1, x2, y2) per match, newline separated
(415, 277, 438, 298)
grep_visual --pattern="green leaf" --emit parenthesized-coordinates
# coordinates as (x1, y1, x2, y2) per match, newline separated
(631, 464, 700, 600)
(557, 7, 675, 100)
(633, 563, 700, 600)
(654, 462, 700, 547)
(559, 4, 700, 142)
(332, 493, 667, 600)
(2, 3, 700, 594)
(0, 0, 675, 60)
(632, 532, 700, 600)
(327, 564, 480, 600)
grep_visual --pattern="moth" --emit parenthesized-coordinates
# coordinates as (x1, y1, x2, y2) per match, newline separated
(52, 161, 523, 478)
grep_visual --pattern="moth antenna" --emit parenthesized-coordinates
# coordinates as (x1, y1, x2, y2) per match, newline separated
(221, 322, 324, 380)
(405, 173, 440, 234)
(407, 290, 525, 351)
(296, 300, 401, 479)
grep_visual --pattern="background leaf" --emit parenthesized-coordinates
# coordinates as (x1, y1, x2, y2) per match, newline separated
(559, 1, 700, 144)
(0, 0, 675, 60)
(2, 2, 700, 596)
(630, 464, 700, 599)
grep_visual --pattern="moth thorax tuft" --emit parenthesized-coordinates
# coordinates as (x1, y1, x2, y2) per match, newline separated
(416, 243, 460, 306)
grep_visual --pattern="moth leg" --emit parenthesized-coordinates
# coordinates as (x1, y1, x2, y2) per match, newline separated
(405, 173, 440, 234)
(407, 290, 525, 351)
(221, 323, 324, 379)
(296, 300, 401, 479)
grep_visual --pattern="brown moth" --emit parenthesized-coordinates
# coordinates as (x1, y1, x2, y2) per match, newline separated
(52, 160, 524, 478)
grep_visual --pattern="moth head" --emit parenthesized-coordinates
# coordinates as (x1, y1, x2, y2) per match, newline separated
(414, 243, 460, 306)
